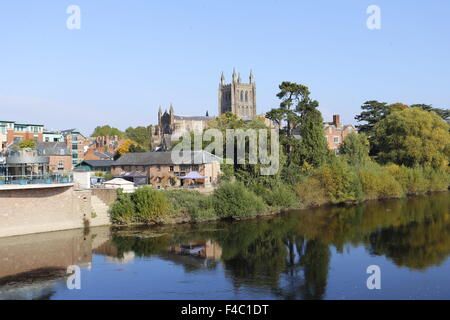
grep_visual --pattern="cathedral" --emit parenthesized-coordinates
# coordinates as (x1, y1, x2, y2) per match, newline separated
(152, 70, 257, 150)
(218, 70, 257, 120)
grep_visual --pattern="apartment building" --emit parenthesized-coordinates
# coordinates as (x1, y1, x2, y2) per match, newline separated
(0, 121, 44, 151)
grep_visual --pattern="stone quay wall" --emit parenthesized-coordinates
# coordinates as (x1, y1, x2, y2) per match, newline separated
(0, 185, 94, 238)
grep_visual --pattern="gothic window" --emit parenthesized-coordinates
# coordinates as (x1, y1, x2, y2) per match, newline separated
(245, 91, 248, 102)
(240, 91, 243, 102)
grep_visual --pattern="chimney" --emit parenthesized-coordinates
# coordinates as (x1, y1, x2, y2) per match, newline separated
(333, 114, 340, 127)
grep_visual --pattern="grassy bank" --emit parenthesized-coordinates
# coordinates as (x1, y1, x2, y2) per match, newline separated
(109, 161, 450, 225)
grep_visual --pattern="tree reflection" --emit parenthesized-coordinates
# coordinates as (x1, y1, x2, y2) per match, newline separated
(109, 192, 450, 299)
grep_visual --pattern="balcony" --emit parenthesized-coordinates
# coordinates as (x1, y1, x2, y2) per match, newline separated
(0, 173, 74, 190)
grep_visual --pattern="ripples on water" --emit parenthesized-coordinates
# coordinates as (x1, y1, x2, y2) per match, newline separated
(0, 192, 449, 300)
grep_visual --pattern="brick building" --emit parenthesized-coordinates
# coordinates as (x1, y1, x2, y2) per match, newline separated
(60, 129, 88, 166)
(112, 151, 221, 187)
(36, 142, 72, 172)
(324, 115, 356, 152)
(0, 121, 44, 151)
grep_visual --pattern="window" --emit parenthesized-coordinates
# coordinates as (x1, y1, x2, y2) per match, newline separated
(156, 177, 162, 183)
(57, 161, 64, 170)
(333, 136, 340, 144)
(245, 91, 248, 102)
(157, 165, 161, 171)
(169, 166, 174, 172)
(240, 91, 243, 102)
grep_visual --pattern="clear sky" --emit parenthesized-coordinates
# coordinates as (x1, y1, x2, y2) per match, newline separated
(1, 0, 449, 135)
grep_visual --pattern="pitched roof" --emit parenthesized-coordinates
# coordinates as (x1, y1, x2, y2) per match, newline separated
(78, 160, 115, 167)
(113, 151, 222, 166)
(174, 115, 213, 121)
(93, 151, 114, 159)
(36, 142, 70, 156)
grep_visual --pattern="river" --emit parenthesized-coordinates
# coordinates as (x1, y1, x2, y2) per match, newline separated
(0, 192, 449, 299)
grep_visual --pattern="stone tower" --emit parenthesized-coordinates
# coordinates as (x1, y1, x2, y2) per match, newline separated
(218, 69, 256, 119)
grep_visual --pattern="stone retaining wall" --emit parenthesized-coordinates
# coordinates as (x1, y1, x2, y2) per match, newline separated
(0, 185, 93, 238)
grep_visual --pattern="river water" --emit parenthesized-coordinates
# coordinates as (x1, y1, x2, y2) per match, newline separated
(0, 192, 449, 300)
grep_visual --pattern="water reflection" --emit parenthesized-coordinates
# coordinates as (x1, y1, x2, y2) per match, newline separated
(0, 227, 109, 299)
(0, 192, 449, 299)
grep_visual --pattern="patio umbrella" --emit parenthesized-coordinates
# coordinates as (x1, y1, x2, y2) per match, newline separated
(179, 171, 206, 179)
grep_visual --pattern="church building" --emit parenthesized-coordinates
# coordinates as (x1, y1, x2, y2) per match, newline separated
(218, 70, 257, 120)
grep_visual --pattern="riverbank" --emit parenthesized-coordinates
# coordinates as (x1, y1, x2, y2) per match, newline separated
(109, 163, 450, 226)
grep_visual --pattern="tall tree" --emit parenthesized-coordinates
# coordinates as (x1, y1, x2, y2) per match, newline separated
(266, 82, 328, 167)
(354, 100, 390, 135)
(125, 125, 153, 151)
(372, 107, 450, 169)
(410, 104, 450, 122)
(91, 125, 124, 138)
(338, 132, 370, 166)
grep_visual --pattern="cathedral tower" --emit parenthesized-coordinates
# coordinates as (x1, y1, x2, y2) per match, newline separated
(218, 69, 256, 119)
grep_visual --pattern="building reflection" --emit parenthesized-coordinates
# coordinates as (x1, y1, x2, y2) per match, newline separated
(0, 226, 110, 299)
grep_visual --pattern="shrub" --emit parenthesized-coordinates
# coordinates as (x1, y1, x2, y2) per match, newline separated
(358, 164, 404, 199)
(423, 167, 450, 192)
(212, 182, 266, 219)
(295, 175, 329, 207)
(313, 160, 364, 204)
(190, 196, 217, 222)
(164, 190, 216, 222)
(132, 187, 171, 223)
(385, 164, 450, 195)
(110, 189, 136, 224)
(259, 184, 298, 208)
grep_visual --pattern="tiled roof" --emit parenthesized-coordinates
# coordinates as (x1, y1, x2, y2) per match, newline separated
(78, 160, 115, 167)
(36, 142, 70, 156)
(113, 151, 222, 166)
(94, 151, 114, 159)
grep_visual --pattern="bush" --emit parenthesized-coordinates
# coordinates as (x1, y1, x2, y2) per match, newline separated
(212, 182, 266, 219)
(313, 160, 364, 204)
(295, 176, 329, 207)
(385, 164, 450, 195)
(110, 189, 136, 224)
(132, 187, 171, 223)
(423, 167, 450, 192)
(164, 190, 216, 222)
(358, 164, 404, 199)
(257, 184, 298, 208)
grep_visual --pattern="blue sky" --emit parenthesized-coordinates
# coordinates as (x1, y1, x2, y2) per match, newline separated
(1, 1, 449, 135)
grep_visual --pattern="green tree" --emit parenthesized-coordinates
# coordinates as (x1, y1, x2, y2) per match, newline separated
(410, 104, 450, 122)
(372, 107, 450, 169)
(266, 82, 328, 167)
(354, 100, 390, 135)
(125, 125, 153, 151)
(19, 139, 36, 149)
(338, 132, 370, 166)
(91, 125, 124, 138)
